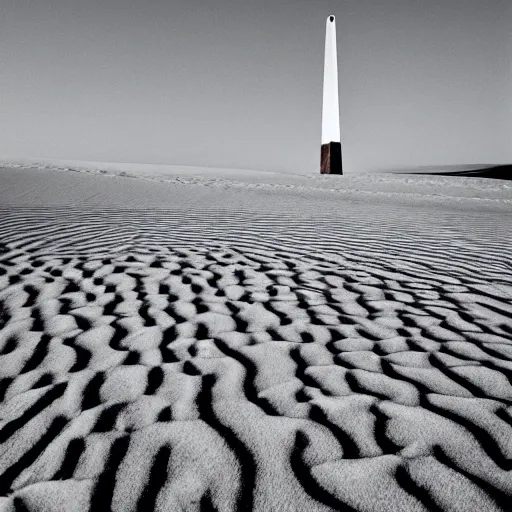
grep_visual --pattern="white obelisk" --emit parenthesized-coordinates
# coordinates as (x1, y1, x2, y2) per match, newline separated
(321, 15, 342, 174)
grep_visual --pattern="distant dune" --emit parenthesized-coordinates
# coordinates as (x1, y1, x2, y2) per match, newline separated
(416, 164, 512, 180)
(0, 161, 511, 511)
(393, 164, 512, 180)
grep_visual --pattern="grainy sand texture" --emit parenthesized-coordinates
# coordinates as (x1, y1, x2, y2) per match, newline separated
(0, 161, 511, 511)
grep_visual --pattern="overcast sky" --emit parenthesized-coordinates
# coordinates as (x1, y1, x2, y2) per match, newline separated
(0, 0, 510, 173)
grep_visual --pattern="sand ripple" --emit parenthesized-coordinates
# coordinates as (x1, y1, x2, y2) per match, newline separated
(0, 172, 511, 510)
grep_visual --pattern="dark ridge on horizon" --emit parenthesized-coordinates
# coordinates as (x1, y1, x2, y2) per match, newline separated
(395, 164, 512, 181)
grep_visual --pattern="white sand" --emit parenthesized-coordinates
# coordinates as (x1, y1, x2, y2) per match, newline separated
(0, 161, 511, 511)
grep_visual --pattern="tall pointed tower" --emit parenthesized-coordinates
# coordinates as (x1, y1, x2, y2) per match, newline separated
(321, 15, 342, 174)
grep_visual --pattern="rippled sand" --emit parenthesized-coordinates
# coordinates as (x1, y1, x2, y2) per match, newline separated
(0, 162, 511, 511)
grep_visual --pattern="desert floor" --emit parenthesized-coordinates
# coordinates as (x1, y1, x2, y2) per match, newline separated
(0, 162, 511, 511)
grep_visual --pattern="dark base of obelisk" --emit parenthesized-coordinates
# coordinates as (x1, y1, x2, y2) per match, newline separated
(320, 142, 343, 175)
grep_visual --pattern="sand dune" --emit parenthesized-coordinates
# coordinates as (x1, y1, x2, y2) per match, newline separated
(395, 164, 512, 181)
(0, 163, 511, 511)
(415, 165, 512, 181)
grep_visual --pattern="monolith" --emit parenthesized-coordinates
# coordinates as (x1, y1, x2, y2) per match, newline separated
(321, 15, 342, 175)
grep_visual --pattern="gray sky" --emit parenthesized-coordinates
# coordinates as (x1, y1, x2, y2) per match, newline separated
(0, 0, 510, 173)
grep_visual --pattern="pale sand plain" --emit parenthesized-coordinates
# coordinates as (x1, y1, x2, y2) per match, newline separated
(0, 161, 511, 511)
